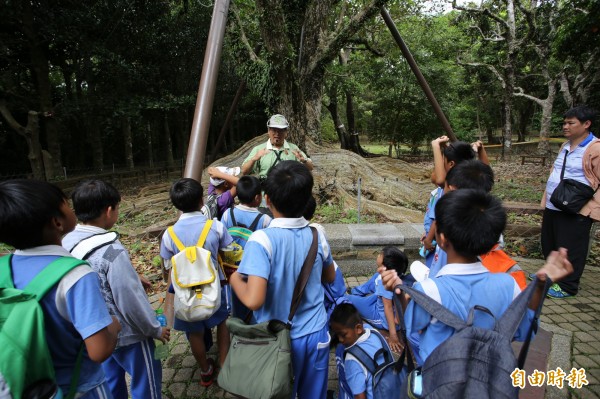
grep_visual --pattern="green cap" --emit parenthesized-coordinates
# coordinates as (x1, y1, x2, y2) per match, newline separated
(156, 308, 164, 315)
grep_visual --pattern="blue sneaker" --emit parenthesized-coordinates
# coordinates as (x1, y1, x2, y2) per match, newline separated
(547, 283, 574, 299)
(527, 272, 536, 281)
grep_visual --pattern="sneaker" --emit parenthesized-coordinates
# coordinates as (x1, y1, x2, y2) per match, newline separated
(200, 358, 215, 387)
(547, 283, 574, 299)
(527, 272, 536, 281)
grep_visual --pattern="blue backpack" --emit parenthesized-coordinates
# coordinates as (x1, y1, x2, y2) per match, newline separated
(344, 329, 406, 399)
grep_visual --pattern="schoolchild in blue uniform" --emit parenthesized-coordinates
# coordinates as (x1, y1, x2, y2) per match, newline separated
(346, 246, 408, 353)
(220, 175, 271, 234)
(220, 175, 271, 318)
(230, 161, 336, 399)
(160, 178, 234, 387)
(331, 303, 399, 399)
(0, 179, 121, 398)
(380, 189, 574, 366)
(63, 180, 170, 399)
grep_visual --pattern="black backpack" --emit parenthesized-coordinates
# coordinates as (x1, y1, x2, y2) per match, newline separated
(201, 193, 220, 219)
(344, 329, 406, 399)
(395, 277, 550, 399)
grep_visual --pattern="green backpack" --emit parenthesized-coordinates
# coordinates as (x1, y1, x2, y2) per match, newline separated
(0, 254, 86, 399)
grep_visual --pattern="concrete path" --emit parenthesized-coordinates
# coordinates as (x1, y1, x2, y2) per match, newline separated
(148, 223, 599, 398)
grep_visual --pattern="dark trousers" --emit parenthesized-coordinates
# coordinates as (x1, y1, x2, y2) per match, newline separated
(541, 209, 593, 295)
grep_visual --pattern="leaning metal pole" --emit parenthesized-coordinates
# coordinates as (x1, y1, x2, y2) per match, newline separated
(184, 0, 231, 181)
(381, 7, 457, 141)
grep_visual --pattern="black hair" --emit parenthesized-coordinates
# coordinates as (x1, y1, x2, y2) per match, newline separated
(264, 160, 313, 217)
(0, 179, 67, 249)
(435, 189, 506, 258)
(443, 141, 476, 165)
(169, 178, 203, 213)
(381, 246, 409, 275)
(236, 175, 262, 204)
(445, 160, 495, 193)
(330, 303, 362, 328)
(564, 105, 597, 128)
(303, 195, 317, 220)
(71, 179, 121, 222)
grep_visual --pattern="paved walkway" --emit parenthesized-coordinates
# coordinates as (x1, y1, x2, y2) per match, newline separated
(148, 257, 599, 399)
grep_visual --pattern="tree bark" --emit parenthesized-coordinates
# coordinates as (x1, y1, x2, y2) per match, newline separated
(246, 0, 388, 152)
(122, 116, 134, 170)
(164, 112, 175, 168)
(0, 102, 45, 180)
(22, 0, 62, 176)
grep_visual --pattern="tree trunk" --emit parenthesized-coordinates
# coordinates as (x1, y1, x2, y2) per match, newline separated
(537, 81, 557, 155)
(122, 116, 134, 170)
(164, 112, 175, 168)
(325, 86, 348, 149)
(0, 103, 45, 180)
(147, 121, 154, 168)
(22, 0, 61, 176)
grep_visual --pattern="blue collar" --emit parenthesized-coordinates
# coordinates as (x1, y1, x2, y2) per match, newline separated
(579, 132, 595, 147)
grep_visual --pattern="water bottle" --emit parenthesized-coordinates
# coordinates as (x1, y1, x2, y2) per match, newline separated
(154, 309, 169, 360)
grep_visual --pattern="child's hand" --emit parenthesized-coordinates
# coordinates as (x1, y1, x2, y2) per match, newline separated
(471, 140, 483, 153)
(431, 135, 449, 147)
(535, 248, 573, 284)
(388, 334, 402, 353)
(158, 327, 171, 343)
(138, 274, 152, 291)
(378, 266, 403, 294)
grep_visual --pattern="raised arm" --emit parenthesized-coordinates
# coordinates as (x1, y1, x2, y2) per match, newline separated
(432, 136, 450, 186)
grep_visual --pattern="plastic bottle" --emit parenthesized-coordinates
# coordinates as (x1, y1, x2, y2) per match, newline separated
(154, 309, 169, 360)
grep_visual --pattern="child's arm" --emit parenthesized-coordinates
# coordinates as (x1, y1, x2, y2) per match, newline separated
(431, 136, 449, 186)
(354, 393, 367, 399)
(230, 273, 268, 310)
(85, 315, 121, 362)
(471, 140, 490, 165)
(322, 262, 336, 284)
(528, 248, 573, 310)
(382, 296, 402, 352)
(208, 167, 239, 197)
(423, 221, 437, 252)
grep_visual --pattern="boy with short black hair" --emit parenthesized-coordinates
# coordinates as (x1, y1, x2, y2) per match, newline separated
(62, 179, 170, 399)
(160, 178, 234, 387)
(221, 175, 271, 234)
(230, 161, 336, 398)
(0, 179, 121, 398)
(330, 303, 399, 399)
(380, 189, 573, 366)
(346, 246, 408, 353)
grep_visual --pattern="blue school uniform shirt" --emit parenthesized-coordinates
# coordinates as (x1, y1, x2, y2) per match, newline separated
(10, 246, 113, 395)
(344, 328, 387, 399)
(423, 187, 443, 234)
(405, 262, 534, 366)
(427, 245, 447, 278)
(237, 217, 334, 339)
(374, 274, 394, 330)
(160, 211, 234, 280)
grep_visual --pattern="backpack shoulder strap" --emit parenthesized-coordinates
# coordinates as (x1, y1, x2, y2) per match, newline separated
(167, 226, 185, 252)
(398, 284, 468, 331)
(69, 231, 119, 260)
(248, 213, 263, 231)
(346, 342, 377, 375)
(25, 257, 88, 300)
(0, 254, 15, 288)
(196, 220, 213, 248)
(229, 208, 237, 227)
